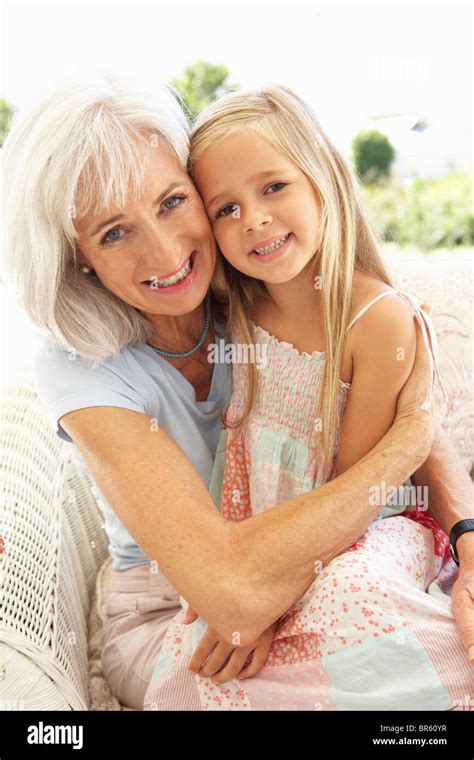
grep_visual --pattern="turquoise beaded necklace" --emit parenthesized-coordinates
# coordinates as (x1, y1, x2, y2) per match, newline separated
(146, 297, 210, 358)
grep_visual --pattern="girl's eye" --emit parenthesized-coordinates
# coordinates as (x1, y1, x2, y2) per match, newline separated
(101, 227, 125, 245)
(162, 194, 187, 212)
(214, 183, 287, 219)
(265, 182, 287, 194)
(216, 203, 239, 219)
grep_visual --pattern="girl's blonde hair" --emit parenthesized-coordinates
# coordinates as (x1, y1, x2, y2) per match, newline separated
(1, 78, 193, 364)
(190, 84, 394, 472)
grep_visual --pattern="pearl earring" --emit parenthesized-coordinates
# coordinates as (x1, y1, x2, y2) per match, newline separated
(81, 265, 92, 274)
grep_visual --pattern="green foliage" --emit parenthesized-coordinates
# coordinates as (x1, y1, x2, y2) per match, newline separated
(0, 98, 15, 146)
(352, 130, 396, 185)
(362, 170, 474, 251)
(170, 60, 239, 122)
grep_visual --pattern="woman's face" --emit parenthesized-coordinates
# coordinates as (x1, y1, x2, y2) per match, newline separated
(193, 130, 323, 286)
(75, 141, 216, 319)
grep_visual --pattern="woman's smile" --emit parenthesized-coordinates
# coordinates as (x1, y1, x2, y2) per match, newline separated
(139, 250, 198, 294)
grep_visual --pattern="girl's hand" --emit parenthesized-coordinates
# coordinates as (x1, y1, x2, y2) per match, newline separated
(187, 618, 279, 684)
(183, 605, 199, 624)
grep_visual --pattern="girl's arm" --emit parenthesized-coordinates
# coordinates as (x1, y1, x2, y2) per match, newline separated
(334, 293, 417, 477)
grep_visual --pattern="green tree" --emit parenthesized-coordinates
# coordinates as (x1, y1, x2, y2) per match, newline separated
(170, 60, 238, 121)
(0, 98, 15, 147)
(352, 130, 395, 185)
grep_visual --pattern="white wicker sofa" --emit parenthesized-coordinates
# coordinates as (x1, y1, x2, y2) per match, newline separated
(0, 251, 472, 711)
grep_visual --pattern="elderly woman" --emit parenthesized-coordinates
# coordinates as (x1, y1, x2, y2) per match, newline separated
(2, 80, 473, 711)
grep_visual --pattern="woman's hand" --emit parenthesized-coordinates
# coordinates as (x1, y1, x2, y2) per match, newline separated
(184, 607, 279, 683)
(391, 304, 436, 463)
(451, 534, 474, 665)
(451, 568, 474, 666)
(394, 304, 435, 419)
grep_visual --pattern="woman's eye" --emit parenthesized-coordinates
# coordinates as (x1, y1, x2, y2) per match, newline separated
(265, 182, 287, 194)
(162, 195, 187, 211)
(101, 227, 125, 245)
(216, 203, 239, 219)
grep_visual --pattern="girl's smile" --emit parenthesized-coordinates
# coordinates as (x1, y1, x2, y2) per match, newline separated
(193, 130, 324, 288)
(249, 231, 293, 262)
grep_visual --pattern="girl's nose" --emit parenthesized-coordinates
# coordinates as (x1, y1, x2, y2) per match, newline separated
(244, 207, 273, 234)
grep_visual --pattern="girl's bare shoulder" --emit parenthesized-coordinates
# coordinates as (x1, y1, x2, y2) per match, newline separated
(348, 270, 415, 356)
(349, 270, 394, 320)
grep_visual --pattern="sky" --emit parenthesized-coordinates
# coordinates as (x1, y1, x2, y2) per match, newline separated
(2, 1, 473, 178)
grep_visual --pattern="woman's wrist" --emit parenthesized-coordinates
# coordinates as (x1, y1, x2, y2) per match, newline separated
(456, 531, 474, 567)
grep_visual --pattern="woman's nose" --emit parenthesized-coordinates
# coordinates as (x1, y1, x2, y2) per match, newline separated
(141, 230, 186, 275)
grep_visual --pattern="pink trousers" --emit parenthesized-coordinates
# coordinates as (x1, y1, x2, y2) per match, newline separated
(101, 562, 182, 710)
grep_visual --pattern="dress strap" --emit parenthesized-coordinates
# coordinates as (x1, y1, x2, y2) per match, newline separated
(346, 287, 448, 412)
(346, 290, 398, 332)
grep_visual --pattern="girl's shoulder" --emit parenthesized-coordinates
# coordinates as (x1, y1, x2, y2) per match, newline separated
(349, 271, 393, 319)
(347, 271, 416, 355)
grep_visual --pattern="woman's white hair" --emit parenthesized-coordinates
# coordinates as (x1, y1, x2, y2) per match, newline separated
(1, 78, 190, 364)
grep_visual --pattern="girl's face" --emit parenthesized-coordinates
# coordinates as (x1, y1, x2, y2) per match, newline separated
(193, 130, 323, 285)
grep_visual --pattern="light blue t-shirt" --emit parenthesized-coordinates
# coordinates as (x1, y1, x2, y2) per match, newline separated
(32, 331, 232, 570)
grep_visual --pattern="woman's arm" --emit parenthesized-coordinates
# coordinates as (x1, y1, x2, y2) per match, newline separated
(334, 293, 416, 476)
(411, 421, 474, 563)
(61, 319, 434, 646)
(411, 421, 474, 664)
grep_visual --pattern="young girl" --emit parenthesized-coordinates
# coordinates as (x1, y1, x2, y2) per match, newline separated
(143, 86, 471, 711)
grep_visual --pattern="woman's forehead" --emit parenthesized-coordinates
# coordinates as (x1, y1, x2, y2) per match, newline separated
(74, 141, 190, 226)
